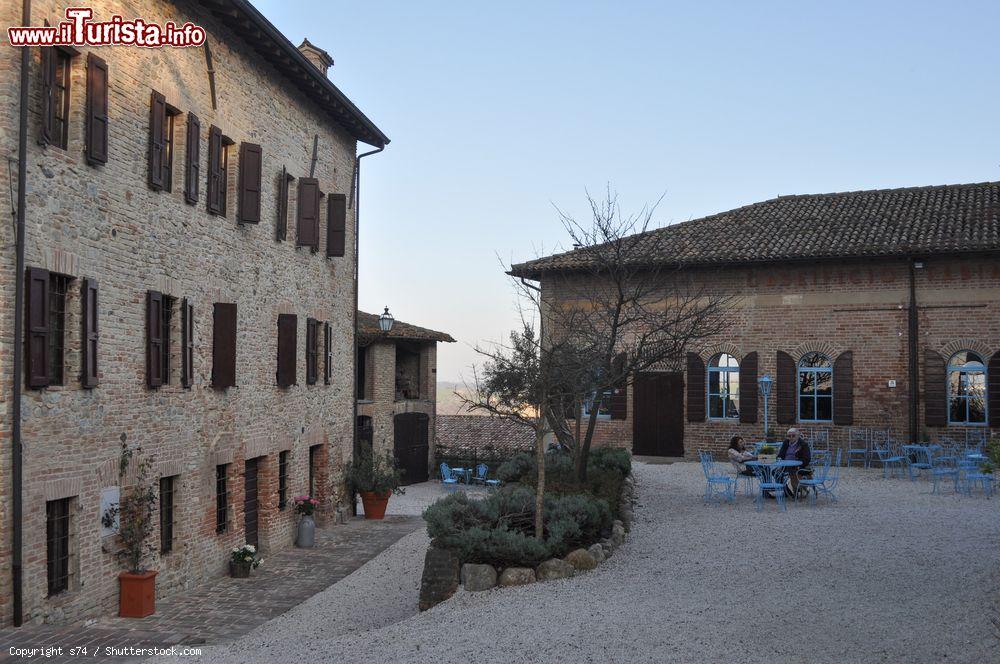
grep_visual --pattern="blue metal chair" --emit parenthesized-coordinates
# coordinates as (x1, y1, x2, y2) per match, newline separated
(930, 455, 960, 494)
(748, 461, 788, 512)
(472, 463, 500, 487)
(965, 430, 987, 455)
(810, 429, 830, 455)
(905, 445, 934, 481)
(846, 427, 869, 468)
(872, 439, 906, 479)
(797, 455, 831, 505)
(439, 463, 460, 491)
(699, 451, 737, 505)
(958, 459, 994, 498)
(729, 458, 754, 497)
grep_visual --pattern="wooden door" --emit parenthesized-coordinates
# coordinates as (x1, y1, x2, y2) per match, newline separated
(632, 372, 685, 456)
(394, 413, 429, 485)
(244, 458, 259, 548)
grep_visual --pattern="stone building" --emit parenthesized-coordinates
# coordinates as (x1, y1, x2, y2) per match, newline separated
(511, 182, 1000, 459)
(356, 311, 454, 484)
(0, 0, 388, 626)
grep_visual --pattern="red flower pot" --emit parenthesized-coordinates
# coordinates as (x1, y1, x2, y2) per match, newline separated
(360, 491, 391, 519)
(119, 570, 157, 618)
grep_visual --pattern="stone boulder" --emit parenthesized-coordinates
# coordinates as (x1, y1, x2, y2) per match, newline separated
(600, 540, 614, 558)
(460, 563, 497, 592)
(588, 543, 606, 564)
(611, 522, 626, 547)
(536, 558, 576, 581)
(498, 567, 536, 587)
(564, 548, 598, 571)
(419, 547, 460, 611)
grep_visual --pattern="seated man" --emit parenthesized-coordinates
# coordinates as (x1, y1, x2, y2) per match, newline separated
(727, 435, 755, 476)
(778, 427, 811, 495)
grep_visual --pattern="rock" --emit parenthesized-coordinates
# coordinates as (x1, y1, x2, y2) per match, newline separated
(536, 558, 576, 581)
(611, 522, 626, 547)
(497, 567, 536, 587)
(588, 543, 606, 564)
(460, 563, 497, 592)
(564, 548, 598, 571)
(601, 541, 614, 558)
(418, 547, 460, 611)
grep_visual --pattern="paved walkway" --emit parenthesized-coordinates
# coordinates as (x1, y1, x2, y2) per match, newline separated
(1, 516, 421, 663)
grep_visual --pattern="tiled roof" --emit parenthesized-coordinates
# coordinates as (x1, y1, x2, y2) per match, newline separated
(510, 182, 1000, 277)
(435, 415, 535, 453)
(357, 311, 455, 343)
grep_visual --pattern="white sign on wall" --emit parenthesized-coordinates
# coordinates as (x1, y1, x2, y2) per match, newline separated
(100, 486, 120, 537)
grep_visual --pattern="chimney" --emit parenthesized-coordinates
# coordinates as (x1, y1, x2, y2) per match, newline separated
(297, 38, 334, 77)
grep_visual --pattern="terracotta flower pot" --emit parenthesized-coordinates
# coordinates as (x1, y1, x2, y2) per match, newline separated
(360, 491, 391, 519)
(229, 559, 253, 578)
(119, 570, 156, 618)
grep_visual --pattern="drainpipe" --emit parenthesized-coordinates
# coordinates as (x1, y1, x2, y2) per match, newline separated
(12, 0, 32, 628)
(351, 145, 384, 516)
(907, 257, 920, 444)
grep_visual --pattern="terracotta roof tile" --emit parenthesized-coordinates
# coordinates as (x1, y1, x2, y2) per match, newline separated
(357, 311, 455, 343)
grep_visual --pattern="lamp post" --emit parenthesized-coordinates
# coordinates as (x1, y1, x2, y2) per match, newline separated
(378, 306, 394, 333)
(758, 374, 773, 438)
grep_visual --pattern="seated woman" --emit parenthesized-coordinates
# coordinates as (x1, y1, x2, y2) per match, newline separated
(778, 428, 811, 494)
(727, 435, 755, 476)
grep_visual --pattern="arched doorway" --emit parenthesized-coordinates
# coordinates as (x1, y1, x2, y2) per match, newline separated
(393, 412, 429, 484)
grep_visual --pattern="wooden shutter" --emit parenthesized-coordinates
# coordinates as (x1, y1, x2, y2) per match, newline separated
(276, 314, 297, 387)
(207, 125, 222, 215)
(296, 178, 319, 250)
(276, 168, 293, 241)
(326, 193, 347, 257)
(609, 352, 627, 420)
(212, 303, 237, 388)
(306, 318, 318, 385)
(237, 142, 262, 224)
(184, 113, 200, 204)
(85, 53, 108, 165)
(989, 352, 1000, 428)
(923, 348, 947, 427)
(324, 321, 332, 385)
(832, 351, 854, 425)
(81, 278, 99, 388)
(40, 47, 55, 146)
(181, 298, 193, 388)
(738, 351, 758, 424)
(148, 91, 166, 190)
(146, 291, 164, 388)
(776, 350, 796, 425)
(686, 352, 706, 422)
(25, 266, 50, 389)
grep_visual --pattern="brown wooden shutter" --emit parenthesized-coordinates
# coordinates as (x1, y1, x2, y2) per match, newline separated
(25, 266, 50, 389)
(276, 168, 293, 241)
(609, 352, 627, 420)
(237, 142, 262, 224)
(81, 278, 99, 388)
(184, 113, 200, 204)
(833, 351, 854, 425)
(276, 314, 297, 387)
(146, 291, 164, 388)
(988, 352, 1000, 428)
(923, 348, 947, 427)
(686, 352, 706, 422)
(212, 303, 237, 388)
(324, 321, 332, 385)
(40, 47, 55, 146)
(207, 125, 222, 215)
(296, 178, 319, 250)
(305, 318, 319, 385)
(776, 350, 796, 425)
(738, 351, 758, 424)
(85, 53, 108, 165)
(326, 193, 346, 257)
(181, 298, 193, 388)
(148, 90, 166, 190)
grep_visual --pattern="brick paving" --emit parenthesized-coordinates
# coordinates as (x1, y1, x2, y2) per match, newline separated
(0, 516, 421, 663)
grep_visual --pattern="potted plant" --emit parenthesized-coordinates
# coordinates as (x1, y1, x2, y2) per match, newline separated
(758, 444, 777, 465)
(345, 443, 405, 520)
(229, 544, 262, 578)
(104, 436, 158, 618)
(293, 495, 319, 548)
(765, 428, 777, 444)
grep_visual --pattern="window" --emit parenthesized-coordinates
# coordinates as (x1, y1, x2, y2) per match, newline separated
(276, 314, 297, 387)
(276, 168, 294, 241)
(46, 498, 72, 596)
(147, 91, 177, 191)
(326, 193, 346, 257)
(41, 47, 74, 149)
(183, 113, 200, 204)
(324, 322, 332, 385)
(278, 451, 289, 510)
(146, 291, 174, 387)
(308, 445, 320, 497)
(948, 351, 987, 425)
(181, 299, 193, 388)
(583, 389, 613, 420)
(215, 465, 228, 533)
(159, 476, 175, 553)
(211, 303, 237, 388)
(206, 126, 232, 216)
(296, 178, 320, 250)
(81, 278, 99, 388)
(708, 353, 740, 420)
(84, 53, 108, 166)
(161, 295, 174, 384)
(798, 352, 833, 422)
(237, 142, 262, 224)
(47, 273, 70, 385)
(306, 318, 319, 385)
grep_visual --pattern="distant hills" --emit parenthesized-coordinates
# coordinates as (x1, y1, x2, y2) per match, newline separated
(436, 381, 481, 416)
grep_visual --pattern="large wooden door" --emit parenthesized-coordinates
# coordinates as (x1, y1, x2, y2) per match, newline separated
(632, 372, 685, 456)
(394, 413, 429, 485)
(244, 458, 259, 547)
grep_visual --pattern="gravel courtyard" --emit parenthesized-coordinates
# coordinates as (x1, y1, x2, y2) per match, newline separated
(191, 462, 999, 664)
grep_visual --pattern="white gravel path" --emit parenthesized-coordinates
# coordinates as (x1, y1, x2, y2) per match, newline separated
(185, 463, 999, 664)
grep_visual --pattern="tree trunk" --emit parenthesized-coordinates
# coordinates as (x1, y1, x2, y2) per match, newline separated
(534, 421, 545, 540)
(576, 396, 602, 483)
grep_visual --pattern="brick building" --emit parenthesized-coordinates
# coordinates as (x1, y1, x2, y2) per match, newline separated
(1, 0, 388, 626)
(356, 311, 454, 485)
(511, 182, 1000, 459)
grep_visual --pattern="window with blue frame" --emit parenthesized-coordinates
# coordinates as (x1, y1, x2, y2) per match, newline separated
(708, 353, 740, 419)
(947, 351, 987, 425)
(582, 389, 613, 420)
(798, 352, 832, 422)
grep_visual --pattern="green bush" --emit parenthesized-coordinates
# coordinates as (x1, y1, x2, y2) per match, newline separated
(496, 453, 535, 484)
(544, 493, 611, 556)
(588, 447, 632, 477)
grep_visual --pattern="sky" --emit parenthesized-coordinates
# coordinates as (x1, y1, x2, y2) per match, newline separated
(253, 0, 1000, 382)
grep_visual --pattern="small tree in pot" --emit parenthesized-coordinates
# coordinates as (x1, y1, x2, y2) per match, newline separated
(345, 443, 404, 519)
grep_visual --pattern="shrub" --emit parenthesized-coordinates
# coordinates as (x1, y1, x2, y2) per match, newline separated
(588, 447, 632, 477)
(496, 453, 535, 484)
(544, 493, 612, 556)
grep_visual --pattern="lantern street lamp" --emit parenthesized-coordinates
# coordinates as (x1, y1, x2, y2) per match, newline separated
(758, 374, 773, 438)
(378, 306, 394, 333)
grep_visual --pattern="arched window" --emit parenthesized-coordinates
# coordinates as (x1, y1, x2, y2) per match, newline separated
(798, 352, 832, 422)
(947, 351, 987, 424)
(708, 353, 740, 419)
